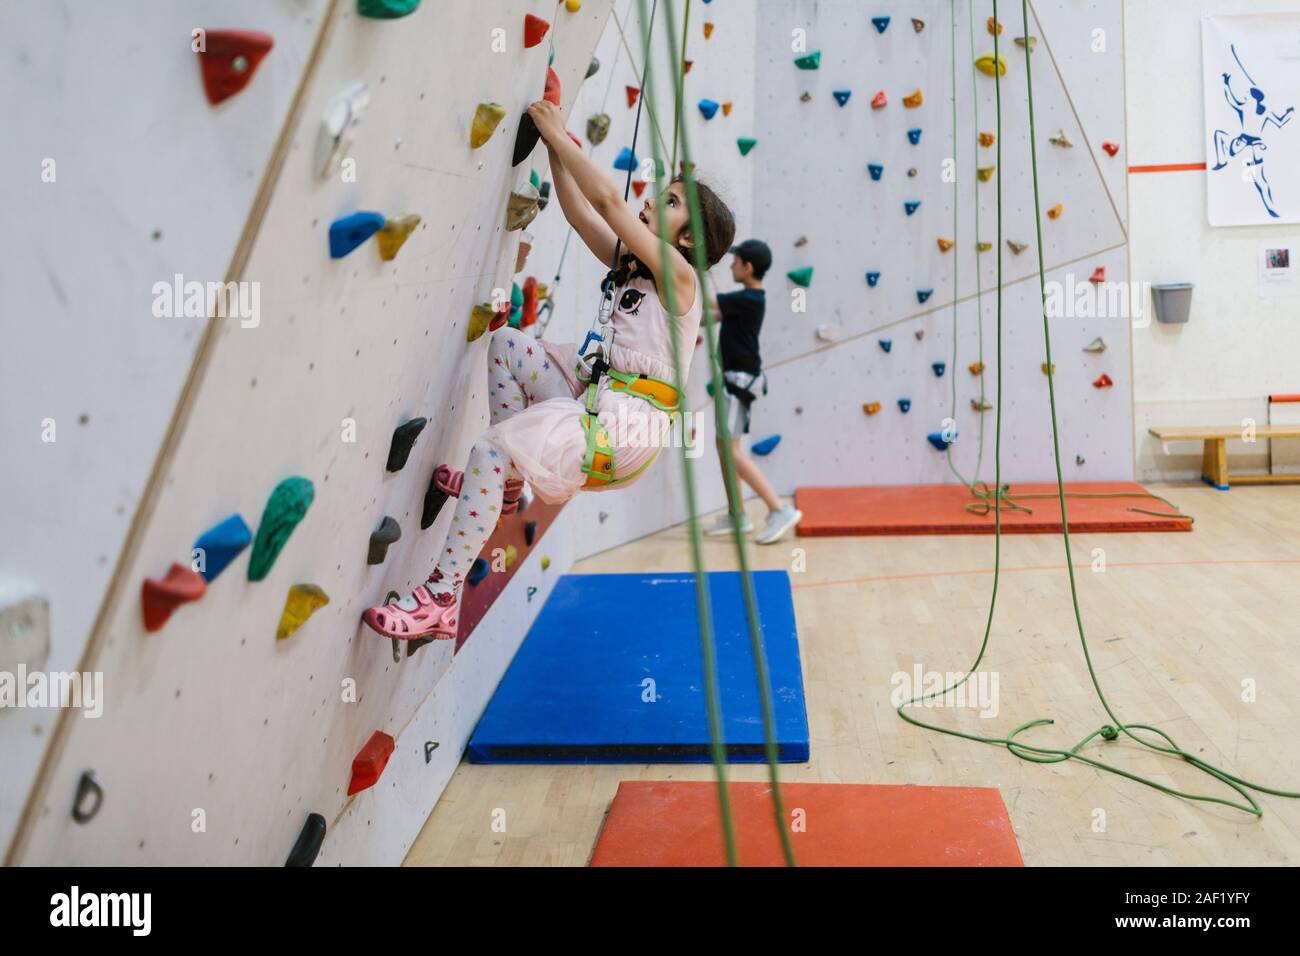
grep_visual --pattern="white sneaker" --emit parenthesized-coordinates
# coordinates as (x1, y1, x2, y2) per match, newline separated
(703, 513, 754, 537)
(754, 505, 802, 545)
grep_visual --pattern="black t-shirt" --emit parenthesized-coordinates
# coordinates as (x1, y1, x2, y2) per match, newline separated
(716, 289, 765, 374)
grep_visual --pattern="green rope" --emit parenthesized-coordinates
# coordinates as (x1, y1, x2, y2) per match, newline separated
(895, 0, 1300, 818)
(671, 0, 690, 173)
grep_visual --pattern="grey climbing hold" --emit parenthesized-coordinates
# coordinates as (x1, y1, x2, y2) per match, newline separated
(367, 516, 402, 564)
(586, 57, 600, 79)
(506, 183, 541, 231)
(285, 813, 326, 867)
(386, 417, 428, 472)
(599, 511, 609, 524)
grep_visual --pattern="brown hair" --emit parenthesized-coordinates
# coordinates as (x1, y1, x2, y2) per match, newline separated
(671, 175, 735, 267)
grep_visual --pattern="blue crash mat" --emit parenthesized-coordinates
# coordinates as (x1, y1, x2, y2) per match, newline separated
(468, 571, 809, 763)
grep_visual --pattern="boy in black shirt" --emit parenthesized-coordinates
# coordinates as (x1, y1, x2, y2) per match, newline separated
(706, 239, 802, 544)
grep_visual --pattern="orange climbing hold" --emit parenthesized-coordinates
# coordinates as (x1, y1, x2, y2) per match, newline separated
(1047, 204, 1064, 220)
(863, 402, 882, 416)
(722, 102, 733, 116)
(626, 85, 640, 108)
(196, 29, 274, 105)
(521, 276, 539, 327)
(524, 14, 550, 48)
(703, 22, 714, 39)
(979, 131, 996, 147)
(141, 563, 207, 632)
(988, 17, 1003, 35)
(937, 238, 955, 253)
(969, 361, 985, 375)
(1042, 363, 1056, 376)
(347, 731, 396, 796)
(903, 89, 923, 108)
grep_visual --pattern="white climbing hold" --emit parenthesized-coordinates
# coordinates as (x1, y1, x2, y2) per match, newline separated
(315, 82, 370, 179)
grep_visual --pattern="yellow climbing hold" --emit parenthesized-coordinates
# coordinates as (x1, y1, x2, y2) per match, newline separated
(903, 89, 923, 108)
(504, 544, 518, 568)
(470, 102, 507, 149)
(277, 584, 329, 640)
(541, 555, 551, 570)
(969, 361, 985, 375)
(467, 303, 496, 342)
(979, 131, 996, 147)
(1015, 36, 1037, 53)
(971, 398, 994, 412)
(977, 241, 993, 252)
(863, 402, 882, 416)
(937, 238, 955, 253)
(377, 214, 420, 261)
(975, 54, 1007, 77)
(1042, 363, 1056, 376)
(565, 0, 581, 11)
(977, 165, 996, 182)
(703, 21, 714, 39)
(1047, 203, 1064, 220)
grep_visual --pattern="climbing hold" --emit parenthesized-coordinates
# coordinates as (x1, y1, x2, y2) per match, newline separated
(367, 517, 401, 565)
(358, 0, 421, 18)
(1102, 141, 1120, 157)
(794, 236, 809, 247)
(972, 398, 994, 412)
(737, 137, 758, 156)
(599, 512, 609, 524)
(988, 17, 1003, 35)
(1049, 129, 1074, 149)
(248, 477, 314, 582)
(285, 813, 327, 867)
(512, 115, 541, 167)
(703, 21, 715, 39)
(903, 89, 923, 109)
(912, 18, 926, 33)
(904, 200, 921, 215)
(907, 128, 923, 145)
(277, 584, 329, 640)
(751, 435, 781, 456)
(698, 98, 720, 119)
(872, 16, 891, 34)
(1015, 36, 1037, 53)
(613, 146, 638, 171)
(466, 302, 503, 343)
(196, 30, 274, 106)
(504, 545, 519, 569)
(347, 731, 395, 796)
(543, 66, 562, 107)
(928, 432, 955, 451)
(915, 329, 925, 341)
(906, 168, 917, 178)
(800, 92, 812, 102)
(470, 102, 507, 149)
(506, 184, 540, 231)
(975, 54, 1007, 77)
(1093, 373, 1115, 389)
(1047, 204, 1064, 220)
(1076, 455, 1086, 467)
(917, 289, 933, 304)
(521, 276, 539, 328)
(866, 272, 881, 287)
(898, 399, 912, 413)
(878, 338, 892, 352)
(523, 13, 550, 48)
(1007, 240, 1028, 255)
(870, 91, 888, 110)
(315, 82, 369, 179)
(977, 242, 993, 252)
(868, 163, 884, 181)
(540, 555, 551, 571)
(977, 165, 996, 182)
(565, 0, 582, 11)
(524, 520, 537, 546)
(193, 515, 252, 583)
(586, 113, 611, 145)
(832, 90, 852, 107)
(979, 131, 996, 148)
(932, 362, 946, 377)
(467, 557, 490, 586)
(1084, 337, 1108, 353)
(631, 181, 647, 198)
(586, 57, 600, 79)
(864, 402, 882, 416)
(385, 417, 428, 472)
(794, 51, 821, 70)
(684, 60, 694, 74)
(1042, 363, 1056, 376)
(722, 102, 733, 116)
(537, 181, 551, 211)
(787, 267, 813, 288)
(938, 238, 955, 252)
(141, 564, 206, 632)
(968, 362, 986, 377)
(625, 85, 640, 108)
(329, 211, 384, 259)
(1090, 266, 1106, 284)
(376, 214, 420, 262)
(815, 324, 840, 343)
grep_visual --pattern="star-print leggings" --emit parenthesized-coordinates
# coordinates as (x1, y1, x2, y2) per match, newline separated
(430, 328, 572, 594)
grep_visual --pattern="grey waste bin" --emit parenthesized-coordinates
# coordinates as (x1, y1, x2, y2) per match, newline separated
(1151, 283, 1193, 324)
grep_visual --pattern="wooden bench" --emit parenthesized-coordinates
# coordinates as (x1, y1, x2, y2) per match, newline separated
(1148, 425, 1300, 489)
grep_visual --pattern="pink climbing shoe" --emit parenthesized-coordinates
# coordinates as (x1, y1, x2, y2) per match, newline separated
(502, 477, 525, 514)
(361, 579, 460, 641)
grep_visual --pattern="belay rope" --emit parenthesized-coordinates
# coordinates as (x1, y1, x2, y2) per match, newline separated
(897, 0, 1300, 818)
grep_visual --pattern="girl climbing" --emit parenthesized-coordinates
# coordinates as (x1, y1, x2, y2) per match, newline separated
(362, 98, 735, 640)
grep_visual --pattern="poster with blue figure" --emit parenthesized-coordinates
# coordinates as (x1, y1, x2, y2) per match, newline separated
(1203, 16, 1300, 225)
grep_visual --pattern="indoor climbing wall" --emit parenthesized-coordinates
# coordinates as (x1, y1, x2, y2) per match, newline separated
(5, 0, 613, 866)
(748, 0, 1132, 490)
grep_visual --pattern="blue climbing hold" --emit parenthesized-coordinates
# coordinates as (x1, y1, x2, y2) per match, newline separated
(613, 147, 638, 171)
(866, 272, 881, 287)
(898, 398, 912, 413)
(468, 557, 490, 586)
(698, 98, 720, 120)
(832, 90, 852, 107)
(193, 514, 252, 583)
(904, 200, 921, 215)
(328, 211, 385, 259)
(927, 431, 956, 451)
(907, 128, 923, 145)
(872, 16, 891, 34)
(751, 435, 781, 456)
(868, 164, 884, 181)
(917, 289, 934, 303)
(879, 338, 892, 353)
(932, 362, 946, 377)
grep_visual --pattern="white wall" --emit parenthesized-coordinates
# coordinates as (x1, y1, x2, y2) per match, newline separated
(1126, 0, 1300, 481)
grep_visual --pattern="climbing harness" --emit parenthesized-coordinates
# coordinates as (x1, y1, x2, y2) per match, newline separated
(578, 361, 680, 487)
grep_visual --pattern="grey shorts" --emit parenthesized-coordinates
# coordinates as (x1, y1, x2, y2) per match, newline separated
(720, 370, 764, 437)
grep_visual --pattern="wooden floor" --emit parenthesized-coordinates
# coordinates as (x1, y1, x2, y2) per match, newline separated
(404, 483, 1300, 866)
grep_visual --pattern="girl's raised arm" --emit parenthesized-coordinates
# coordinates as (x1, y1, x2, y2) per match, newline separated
(545, 140, 619, 268)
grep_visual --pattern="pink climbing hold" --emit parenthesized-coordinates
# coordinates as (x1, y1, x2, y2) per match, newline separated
(1090, 266, 1106, 284)
(347, 731, 396, 796)
(871, 90, 888, 109)
(141, 563, 207, 632)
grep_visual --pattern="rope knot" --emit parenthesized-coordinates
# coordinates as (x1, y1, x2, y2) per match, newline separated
(1100, 725, 1120, 742)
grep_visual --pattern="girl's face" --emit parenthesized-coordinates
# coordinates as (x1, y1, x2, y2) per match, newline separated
(639, 182, 692, 250)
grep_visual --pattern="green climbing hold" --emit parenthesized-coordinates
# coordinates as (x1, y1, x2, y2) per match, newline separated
(787, 267, 813, 288)
(248, 477, 314, 582)
(357, 0, 421, 19)
(529, 169, 540, 190)
(737, 137, 757, 156)
(794, 51, 821, 70)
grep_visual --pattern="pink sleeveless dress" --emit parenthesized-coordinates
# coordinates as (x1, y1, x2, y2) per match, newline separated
(484, 270, 702, 505)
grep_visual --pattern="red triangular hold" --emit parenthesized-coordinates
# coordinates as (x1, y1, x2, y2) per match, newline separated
(1102, 141, 1120, 157)
(626, 85, 640, 108)
(1093, 373, 1114, 389)
(632, 180, 647, 197)
(141, 563, 207, 632)
(683, 60, 693, 74)
(347, 731, 396, 796)
(1090, 266, 1106, 283)
(196, 30, 274, 105)
(544, 67, 561, 106)
(524, 14, 550, 48)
